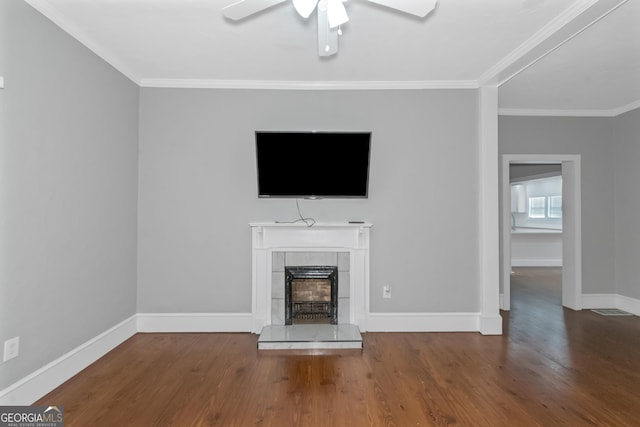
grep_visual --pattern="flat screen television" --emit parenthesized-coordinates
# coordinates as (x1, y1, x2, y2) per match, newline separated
(256, 131, 371, 198)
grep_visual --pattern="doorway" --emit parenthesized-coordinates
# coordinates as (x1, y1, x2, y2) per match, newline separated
(501, 155, 582, 311)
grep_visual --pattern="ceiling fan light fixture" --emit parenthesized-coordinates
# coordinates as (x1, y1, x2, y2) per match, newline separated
(293, 0, 318, 18)
(327, 0, 349, 28)
(222, 0, 436, 57)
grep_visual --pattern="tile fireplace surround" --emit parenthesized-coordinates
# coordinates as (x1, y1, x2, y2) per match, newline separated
(250, 222, 372, 334)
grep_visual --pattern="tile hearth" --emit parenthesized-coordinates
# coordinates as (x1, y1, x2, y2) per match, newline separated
(257, 324, 363, 350)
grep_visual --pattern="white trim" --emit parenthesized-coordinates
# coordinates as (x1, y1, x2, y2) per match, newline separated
(499, 108, 620, 117)
(250, 223, 371, 333)
(7, 289, 635, 405)
(582, 293, 618, 309)
(511, 259, 563, 267)
(13, 290, 623, 405)
(366, 313, 481, 332)
(482, 0, 628, 87)
(139, 79, 640, 112)
(496, 0, 628, 88)
(561, 159, 582, 310)
(23, 0, 140, 84)
(498, 105, 640, 118)
(479, 315, 503, 335)
(617, 295, 640, 316)
(0, 315, 137, 405)
(501, 155, 582, 312)
(139, 79, 479, 90)
(582, 293, 640, 316)
(478, 86, 503, 334)
(478, 0, 602, 85)
(610, 99, 640, 117)
(136, 313, 253, 333)
(0, 76, 4, 89)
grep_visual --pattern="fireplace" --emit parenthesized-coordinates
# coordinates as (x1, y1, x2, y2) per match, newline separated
(250, 222, 371, 333)
(285, 266, 338, 325)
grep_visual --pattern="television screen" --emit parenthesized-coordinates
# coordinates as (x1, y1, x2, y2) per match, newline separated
(256, 131, 371, 198)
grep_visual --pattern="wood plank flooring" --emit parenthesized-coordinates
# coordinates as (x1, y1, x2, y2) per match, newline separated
(36, 268, 640, 426)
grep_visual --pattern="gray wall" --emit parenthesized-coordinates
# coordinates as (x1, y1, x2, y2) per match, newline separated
(137, 89, 481, 314)
(499, 116, 615, 294)
(613, 108, 640, 300)
(0, 0, 139, 389)
(2, 0, 637, 397)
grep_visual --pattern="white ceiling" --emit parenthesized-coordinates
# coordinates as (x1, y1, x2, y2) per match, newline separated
(500, 0, 640, 115)
(24, 0, 640, 115)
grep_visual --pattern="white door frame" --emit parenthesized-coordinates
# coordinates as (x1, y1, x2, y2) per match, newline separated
(501, 154, 582, 311)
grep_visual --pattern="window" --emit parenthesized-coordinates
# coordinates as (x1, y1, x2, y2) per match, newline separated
(528, 196, 562, 219)
(528, 197, 546, 218)
(548, 196, 562, 218)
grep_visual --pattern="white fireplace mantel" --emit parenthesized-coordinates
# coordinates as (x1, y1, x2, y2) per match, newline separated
(250, 222, 372, 333)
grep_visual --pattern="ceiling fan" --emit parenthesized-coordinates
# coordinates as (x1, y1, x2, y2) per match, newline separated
(222, 0, 437, 56)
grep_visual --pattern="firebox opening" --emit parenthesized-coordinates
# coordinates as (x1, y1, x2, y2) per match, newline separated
(285, 266, 338, 325)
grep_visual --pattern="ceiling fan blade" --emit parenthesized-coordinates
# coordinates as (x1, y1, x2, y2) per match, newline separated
(366, 0, 436, 17)
(222, 0, 287, 20)
(293, 0, 319, 18)
(327, 0, 349, 28)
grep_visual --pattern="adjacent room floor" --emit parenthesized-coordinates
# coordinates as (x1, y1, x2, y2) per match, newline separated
(37, 267, 640, 426)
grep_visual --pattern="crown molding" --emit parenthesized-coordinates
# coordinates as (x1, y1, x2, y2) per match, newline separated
(610, 99, 640, 117)
(478, 0, 602, 85)
(24, 0, 141, 85)
(499, 108, 615, 117)
(479, 0, 628, 87)
(138, 78, 479, 90)
(499, 100, 640, 118)
(23, 0, 635, 116)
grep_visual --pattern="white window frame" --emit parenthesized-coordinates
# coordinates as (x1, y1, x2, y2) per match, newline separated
(548, 195, 562, 218)
(528, 196, 547, 218)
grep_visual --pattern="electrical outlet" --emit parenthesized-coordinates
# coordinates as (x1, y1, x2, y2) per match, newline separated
(3, 336, 20, 362)
(383, 285, 391, 299)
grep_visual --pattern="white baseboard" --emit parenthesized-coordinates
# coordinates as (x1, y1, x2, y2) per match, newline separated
(19, 300, 615, 405)
(366, 312, 481, 332)
(617, 295, 640, 316)
(582, 293, 640, 316)
(511, 259, 562, 267)
(0, 315, 137, 406)
(0, 313, 252, 405)
(479, 314, 503, 335)
(582, 293, 618, 309)
(137, 313, 253, 332)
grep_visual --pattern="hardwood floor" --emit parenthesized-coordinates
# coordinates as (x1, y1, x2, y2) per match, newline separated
(37, 268, 640, 426)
